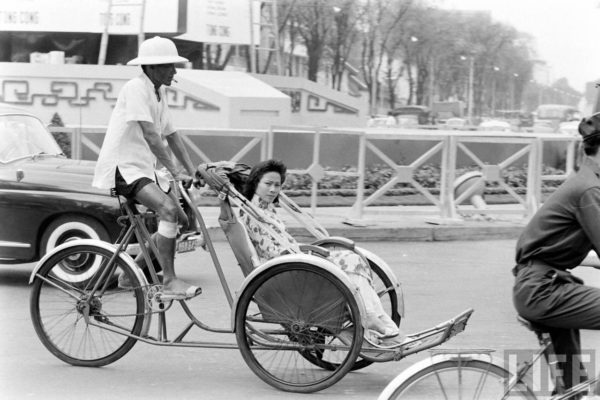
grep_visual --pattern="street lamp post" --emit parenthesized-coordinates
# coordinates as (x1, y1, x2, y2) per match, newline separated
(511, 73, 519, 111)
(428, 57, 435, 108)
(461, 54, 474, 124)
(467, 55, 474, 123)
(491, 66, 499, 117)
(409, 36, 418, 106)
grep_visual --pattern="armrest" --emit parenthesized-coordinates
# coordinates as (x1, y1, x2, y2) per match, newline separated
(298, 244, 330, 258)
(311, 236, 355, 251)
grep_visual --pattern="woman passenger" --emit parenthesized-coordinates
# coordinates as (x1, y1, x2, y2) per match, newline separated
(217, 159, 403, 343)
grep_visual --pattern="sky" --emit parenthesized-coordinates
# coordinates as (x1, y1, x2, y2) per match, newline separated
(441, 0, 600, 92)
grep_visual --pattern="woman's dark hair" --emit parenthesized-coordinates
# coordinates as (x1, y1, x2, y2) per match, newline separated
(242, 159, 287, 201)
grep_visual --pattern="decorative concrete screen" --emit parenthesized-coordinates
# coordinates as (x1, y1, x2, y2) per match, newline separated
(0, 62, 290, 129)
(253, 74, 368, 128)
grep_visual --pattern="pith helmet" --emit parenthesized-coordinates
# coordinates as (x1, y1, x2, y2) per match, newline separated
(127, 36, 188, 66)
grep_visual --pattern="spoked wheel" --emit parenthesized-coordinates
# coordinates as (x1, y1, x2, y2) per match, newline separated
(307, 242, 401, 371)
(30, 244, 146, 367)
(235, 263, 363, 393)
(380, 359, 537, 400)
(369, 260, 401, 325)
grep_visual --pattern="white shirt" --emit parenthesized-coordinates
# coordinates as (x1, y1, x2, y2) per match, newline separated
(92, 73, 175, 189)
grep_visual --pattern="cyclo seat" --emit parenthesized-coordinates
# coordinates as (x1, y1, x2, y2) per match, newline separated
(219, 201, 333, 275)
(219, 200, 347, 326)
(218, 201, 259, 277)
(110, 187, 140, 208)
(110, 188, 158, 235)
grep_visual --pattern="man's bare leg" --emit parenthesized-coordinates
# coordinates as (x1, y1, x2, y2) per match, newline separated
(134, 190, 187, 273)
(134, 183, 200, 297)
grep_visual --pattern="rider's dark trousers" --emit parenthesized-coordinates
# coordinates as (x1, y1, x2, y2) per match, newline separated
(513, 260, 600, 393)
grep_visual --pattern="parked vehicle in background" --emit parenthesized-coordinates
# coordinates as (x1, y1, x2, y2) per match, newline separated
(0, 104, 124, 264)
(478, 119, 512, 132)
(518, 112, 534, 129)
(367, 114, 395, 128)
(530, 120, 556, 133)
(431, 101, 464, 124)
(558, 120, 579, 135)
(395, 115, 419, 128)
(534, 104, 580, 132)
(444, 117, 467, 130)
(389, 105, 431, 125)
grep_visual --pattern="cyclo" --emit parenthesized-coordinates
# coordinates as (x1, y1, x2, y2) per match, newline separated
(29, 162, 473, 393)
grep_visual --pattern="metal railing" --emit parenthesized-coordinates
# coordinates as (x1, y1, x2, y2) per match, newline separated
(49, 126, 268, 163)
(268, 125, 364, 214)
(50, 125, 580, 222)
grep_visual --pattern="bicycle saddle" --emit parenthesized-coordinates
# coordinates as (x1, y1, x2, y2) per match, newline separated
(517, 315, 551, 334)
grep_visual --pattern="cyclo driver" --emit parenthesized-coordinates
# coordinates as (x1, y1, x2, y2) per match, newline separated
(93, 36, 201, 300)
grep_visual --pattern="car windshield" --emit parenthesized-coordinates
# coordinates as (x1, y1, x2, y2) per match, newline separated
(0, 114, 63, 163)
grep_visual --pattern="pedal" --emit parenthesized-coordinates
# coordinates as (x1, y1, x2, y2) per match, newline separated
(146, 285, 173, 312)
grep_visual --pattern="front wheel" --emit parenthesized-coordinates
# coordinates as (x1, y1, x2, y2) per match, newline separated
(235, 262, 363, 393)
(378, 358, 537, 400)
(30, 244, 145, 367)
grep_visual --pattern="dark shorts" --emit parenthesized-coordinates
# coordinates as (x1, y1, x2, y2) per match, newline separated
(114, 168, 153, 199)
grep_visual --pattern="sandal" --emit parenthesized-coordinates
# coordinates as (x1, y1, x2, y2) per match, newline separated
(160, 285, 202, 301)
(366, 313, 400, 339)
(337, 328, 380, 347)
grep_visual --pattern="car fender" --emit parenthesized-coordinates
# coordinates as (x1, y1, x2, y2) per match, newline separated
(35, 193, 122, 233)
(29, 239, 146, 286)
(231, 253, 367, 332)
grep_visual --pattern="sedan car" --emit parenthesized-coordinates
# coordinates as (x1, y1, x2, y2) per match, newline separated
(478, 119, 512, 132)
(444, 117, 468, 129)
(0, 104, 123, 264)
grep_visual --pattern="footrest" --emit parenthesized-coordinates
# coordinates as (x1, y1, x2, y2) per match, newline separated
(359, 308, 474, 363)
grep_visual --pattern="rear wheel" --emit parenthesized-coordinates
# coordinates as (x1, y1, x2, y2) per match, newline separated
(30, 244, 145, 367)
(235, 263, 363, 393)
(308, 242, 400, 371)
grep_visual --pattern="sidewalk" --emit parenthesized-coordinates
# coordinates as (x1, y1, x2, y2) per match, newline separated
(196, 204, 528, 242)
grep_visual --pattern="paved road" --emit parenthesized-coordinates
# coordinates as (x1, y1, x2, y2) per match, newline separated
(1, 240, 599, 400)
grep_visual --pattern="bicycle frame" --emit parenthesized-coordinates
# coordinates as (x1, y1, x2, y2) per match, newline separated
(105, 189, 242, 346)
(502, 328, 600, 400)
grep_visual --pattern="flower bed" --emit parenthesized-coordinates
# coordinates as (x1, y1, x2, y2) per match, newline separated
(281, 164, 565, 197)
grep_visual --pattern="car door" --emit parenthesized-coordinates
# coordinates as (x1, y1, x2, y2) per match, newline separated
(0, 162, 39, 261)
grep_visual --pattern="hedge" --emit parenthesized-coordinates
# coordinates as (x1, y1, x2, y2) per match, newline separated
(280, 163, 565, 197)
